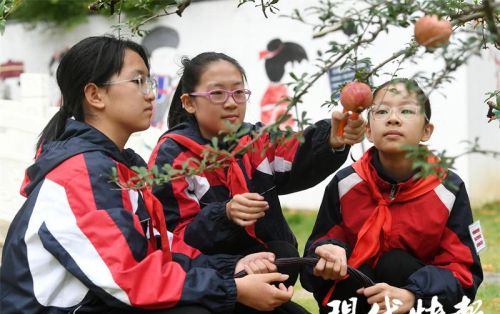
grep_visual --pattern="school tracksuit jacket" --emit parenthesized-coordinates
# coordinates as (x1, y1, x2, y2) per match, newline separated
(148, 120, 349, 259)
(0, 119, 240, 313)
(301, 147, 483, 310)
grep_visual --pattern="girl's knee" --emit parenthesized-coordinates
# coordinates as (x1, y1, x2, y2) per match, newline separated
(375, 249, 424, 287)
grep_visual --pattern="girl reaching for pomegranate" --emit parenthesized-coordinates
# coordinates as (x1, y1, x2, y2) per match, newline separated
(148, 52, 366, 313)
(301, 78, 482, 314)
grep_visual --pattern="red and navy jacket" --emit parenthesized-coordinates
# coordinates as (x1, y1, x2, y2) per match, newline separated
(0, 120, 239, 313)
(148, 120, 349, 258)
(301, 148, 483, 310)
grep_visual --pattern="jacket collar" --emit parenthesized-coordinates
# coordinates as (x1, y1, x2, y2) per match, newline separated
(22, 119, 144, 196)
(366, 147, 421, 195)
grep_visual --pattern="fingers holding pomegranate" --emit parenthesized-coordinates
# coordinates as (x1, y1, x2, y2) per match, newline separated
(329, 111, 349, 148)
(343, 115, 366, 145)
(330, 111, 366, 147)
(331, 81, 371, 146)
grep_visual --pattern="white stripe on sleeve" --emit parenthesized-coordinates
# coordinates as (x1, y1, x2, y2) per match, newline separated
(433, 184, 456, 214)
(32, 179, 131, 306)
(271, 156, 292, 173)
(26, 180, 89, 307)
(338, 173, 363, 199)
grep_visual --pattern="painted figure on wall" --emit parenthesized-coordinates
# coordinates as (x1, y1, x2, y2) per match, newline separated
(0, 60, 24, 100)
(141, 26, 180, 129)
(259, 38, 307, 128)
(126, 26, 182, 161)
(487, 101, 500, 123)
(48, 48, 69, 107)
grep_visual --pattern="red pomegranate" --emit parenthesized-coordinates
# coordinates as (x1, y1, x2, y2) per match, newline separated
(340, 81, 373, 113)
(414, 15, 452, 48)
(336, 81, 372, 137)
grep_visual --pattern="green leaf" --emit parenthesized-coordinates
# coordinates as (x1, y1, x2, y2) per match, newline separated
(211, 136, 218, 149)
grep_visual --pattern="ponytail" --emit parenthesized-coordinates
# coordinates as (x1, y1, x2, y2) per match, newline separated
(36, 108, 68, 151)
(167, 80, 192, 128)
(35, 35, 149, 152)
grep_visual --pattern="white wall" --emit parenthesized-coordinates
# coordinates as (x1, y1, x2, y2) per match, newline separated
(0, 74, 57, 221)
(466, 50, 500, 204)
(1, 0, 498, 219)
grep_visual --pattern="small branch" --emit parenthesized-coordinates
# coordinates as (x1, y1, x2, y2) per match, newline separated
(313, 22, 344, 39)
(312, 0, 386, 38)
(361, 44, 417, 81)
(125, 0, 191, 31)
(451, 11, 486, 26)
(117, 0, 123, 38)
(260, 0, 268, 18)
(452, 147, 500, 161)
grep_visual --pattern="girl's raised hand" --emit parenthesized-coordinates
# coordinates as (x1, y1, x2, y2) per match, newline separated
(235, 252, 277, 275)
(235, 273, 293, 311)
(330, 111, 366, 148)
(226, 193, 269, 226)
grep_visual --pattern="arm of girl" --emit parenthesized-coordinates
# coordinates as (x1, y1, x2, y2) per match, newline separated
(300, 175, 353, 299)
(150, 138, 249, 253)
(39, 155, 238, 313)
(263, 118, 351, 195)
(401, 175, 483, 311)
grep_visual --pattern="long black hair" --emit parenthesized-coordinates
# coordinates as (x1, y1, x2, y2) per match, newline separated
(36, 35, 149, 150)
(167, 52, 247, 129)
(372, 78, 431, 122)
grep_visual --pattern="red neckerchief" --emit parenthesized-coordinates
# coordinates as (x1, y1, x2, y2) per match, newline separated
(161, 133, 265, 245)
(322, 147, 446, 306)
(116, 163, 172, 264)
(142, 186, 172, 263)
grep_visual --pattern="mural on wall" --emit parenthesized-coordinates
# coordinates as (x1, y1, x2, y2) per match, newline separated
(327, 61, 371, 99)
(259, 38, 308, 128)
(141, 26, 180, 129)
(48, 47, 69, 107)
(124, 26, 182, 161)
(0, 60, 24, 100)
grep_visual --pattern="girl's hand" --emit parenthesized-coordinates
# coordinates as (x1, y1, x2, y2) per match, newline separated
(313, 244, 347, 280)
(330, 111, 366, 148)
(226, 193, 269, 226)
(357, 283, 416, 314)
(235, 252, 277, 275)
(235, 273, 293, 311)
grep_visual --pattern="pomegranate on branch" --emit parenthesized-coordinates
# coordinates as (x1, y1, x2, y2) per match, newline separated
(414, 15, 453, 48)
(337, 81, 373, 137)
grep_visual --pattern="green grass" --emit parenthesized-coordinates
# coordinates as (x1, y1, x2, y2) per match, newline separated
(284, 201, 500, 313)
(476, 283, 500, 314)
(472, 202, 500, 273)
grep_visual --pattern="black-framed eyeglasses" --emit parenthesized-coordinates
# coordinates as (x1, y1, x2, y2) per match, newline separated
(103, 76, 158, 97)
(189, 88, 251, 104)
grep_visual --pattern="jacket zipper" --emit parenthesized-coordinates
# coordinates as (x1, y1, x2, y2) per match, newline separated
(389, 184, 397, 201)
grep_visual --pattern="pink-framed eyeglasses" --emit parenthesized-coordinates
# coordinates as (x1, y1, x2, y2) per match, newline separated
(189, 88, 251, 104)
